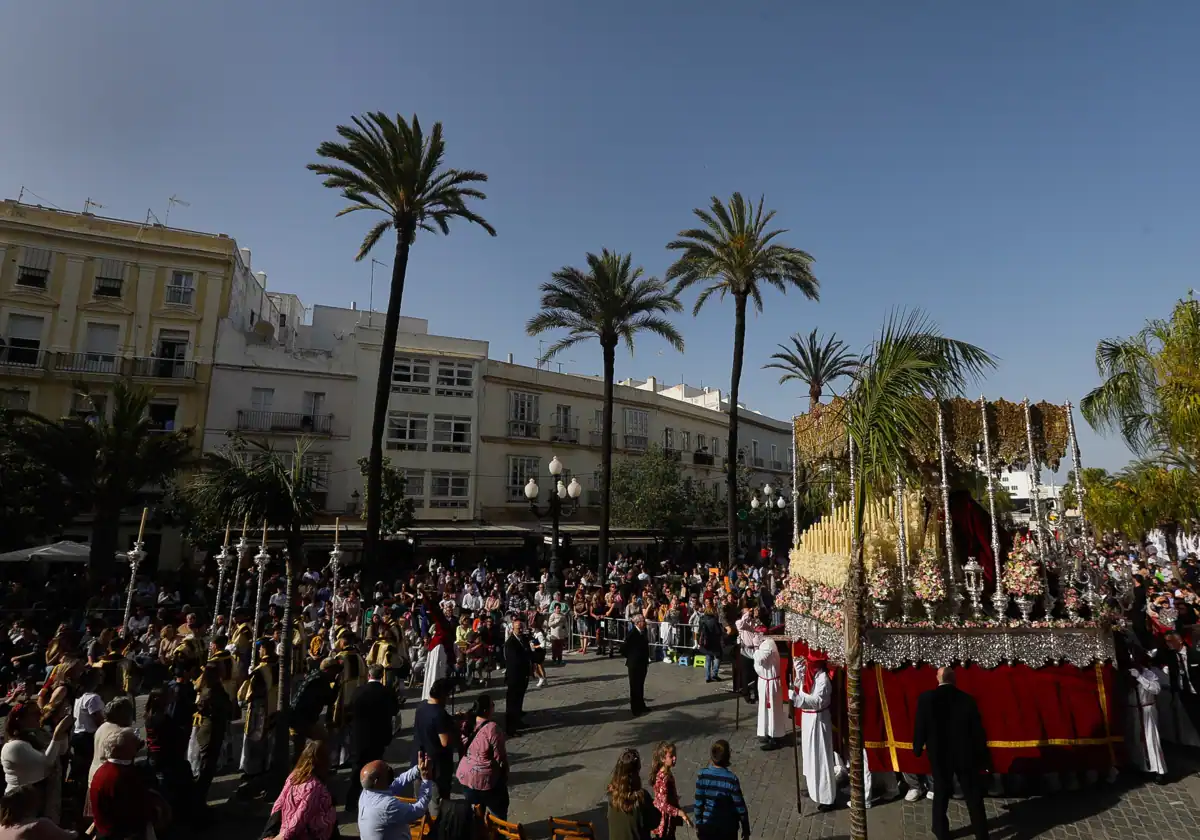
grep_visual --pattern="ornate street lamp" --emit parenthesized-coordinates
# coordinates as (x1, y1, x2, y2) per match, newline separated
(527, 455, 582, 595)
(751, 483, 787, 559)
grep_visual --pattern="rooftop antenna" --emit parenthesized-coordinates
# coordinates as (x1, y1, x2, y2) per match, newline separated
(369, 259, 388, 327)
(165, 195, 190, 226)
(536, 340, 547, 369)
(83, 197, 104, 214)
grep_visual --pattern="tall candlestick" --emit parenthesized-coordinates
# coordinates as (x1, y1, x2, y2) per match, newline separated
(223, 521, 231, 547)
(137, 507, 148, 543)
(261, 520, 268, 546)
(242, 514, 250, 536)
(334, 517, 340, 547)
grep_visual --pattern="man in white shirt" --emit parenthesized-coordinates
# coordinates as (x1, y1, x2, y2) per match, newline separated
(268, 585, 287, 610)
(534, 584, 551, 613)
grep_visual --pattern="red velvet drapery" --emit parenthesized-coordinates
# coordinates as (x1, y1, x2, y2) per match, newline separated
(791, 640, 1122, 773)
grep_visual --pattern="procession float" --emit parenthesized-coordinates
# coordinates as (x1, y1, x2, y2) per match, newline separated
(781, 396, 1130, 776)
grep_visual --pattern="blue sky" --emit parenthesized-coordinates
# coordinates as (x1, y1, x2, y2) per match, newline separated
(3, 2, 1198, 471)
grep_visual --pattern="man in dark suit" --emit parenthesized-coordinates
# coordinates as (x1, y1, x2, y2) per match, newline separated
(913, 667, 990, 840)
(1155, 631, 1200, 734)
(622, 613, 650, 716)
(504, 616, 532, 736)
(345, 663, 402, 809)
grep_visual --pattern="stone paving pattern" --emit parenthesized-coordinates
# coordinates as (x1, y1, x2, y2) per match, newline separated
(207, 653, 1200, 839)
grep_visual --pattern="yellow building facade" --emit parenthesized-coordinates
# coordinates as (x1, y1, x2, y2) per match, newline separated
(0, 200, 238, 438)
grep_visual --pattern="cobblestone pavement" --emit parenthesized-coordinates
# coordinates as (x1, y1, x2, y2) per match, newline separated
(205, 653, 1200, 840)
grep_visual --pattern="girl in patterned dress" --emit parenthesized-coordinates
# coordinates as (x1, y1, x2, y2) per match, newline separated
(649, 741, 691, 840)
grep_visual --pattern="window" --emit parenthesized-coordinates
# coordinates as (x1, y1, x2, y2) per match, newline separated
(302, 391, 326, 416)
(156, 329, 189, 360)
(696, 434, 706, 452)
(752, 440, 760, 460)
(3, 314, 44, 365)
(147, 401, 178, 432)
(16, 247, 51, 289)
(279, 312, 287, 328)
(771, 444, 779, 468)
(432, 414, 472, 452)
(386, 411, 428, 451)
(401, 468, 426, 508)
(681, 431, 691, 452)
(508, 391, 540, 438)
(392, 357, 431, 394)
(554, 404, 572, 431)
(0, 389, 30, 410)
(430, 470, 469, 508)
(663, 427, 675, 450)
(507, 456, 540, 501)
(711, 438, 720, 458)
(435, 360, 474, 396)
(300, 453, 330, 490)
(93, 270, 123, 298)
(624, 409, 648, 436)
(250, 387, 275, 413)
(84, 323, 120, 373)
(166, 271, 194, 306)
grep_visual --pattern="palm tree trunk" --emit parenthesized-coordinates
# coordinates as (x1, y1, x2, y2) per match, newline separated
(599, 342, 616, 579)
(726, 294, 748, 567)
(809, 382, 821, 412)
(272, 529, 300, 776)
(846, 484, 868, 840)
(365, 225, 414, 566)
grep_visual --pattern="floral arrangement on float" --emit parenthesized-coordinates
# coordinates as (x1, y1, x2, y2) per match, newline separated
(1002, 543, 1044, 622)
(866, 561, 893, 625)
(911, 548, 946, 621)
(778, 574, 844, 631)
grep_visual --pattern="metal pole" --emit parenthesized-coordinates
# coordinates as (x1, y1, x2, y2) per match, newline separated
(937, 403, 961, 617)
(981, 398, 1007, 616)
(1066, 401, 1087, 528)
(1023, 399, 1054, 614)
(896, 471, 911, 623)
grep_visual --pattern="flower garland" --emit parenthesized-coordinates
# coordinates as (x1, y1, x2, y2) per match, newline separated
(1061, 587, 1082, 612)
(1002, 546, 1044, 597)
(778, 574, 844, 631)
(911, 549, 946, 603)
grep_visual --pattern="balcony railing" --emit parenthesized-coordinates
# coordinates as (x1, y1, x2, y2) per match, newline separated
(771, 460, 784, 471)
(692, 451, 714, 466)
(550, 425, 579, 444)
(508, 419, 540, 439)
(165, 285, 194, 306)
(663, 447, 681, 461)
(237, 409, 333, 434)
(0, 347, 45, 370)
(588, 430, 616, 448)
(624, 435, 648, 451)
(131, 357, 196, 379)
(54, 352, 120, 374)
(753, 457, 765, 467)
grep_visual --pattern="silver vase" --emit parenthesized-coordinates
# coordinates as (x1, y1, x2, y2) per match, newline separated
(1015, 595, 1034, 623)
(1066, 606, 1080, 623)
(873, 599, 888, 625)
(922, 601, 937, 623)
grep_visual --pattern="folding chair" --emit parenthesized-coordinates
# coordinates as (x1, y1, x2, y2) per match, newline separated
(549, 817, 597, 840)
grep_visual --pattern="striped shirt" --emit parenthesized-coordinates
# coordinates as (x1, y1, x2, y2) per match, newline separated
(693, 766, 750, 838)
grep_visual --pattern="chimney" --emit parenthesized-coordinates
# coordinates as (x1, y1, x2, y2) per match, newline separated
(254, 271, 267, 289)
(351, 301, 358, 311)
(239, 247, 252, 268)
(506, 353, 514, 364)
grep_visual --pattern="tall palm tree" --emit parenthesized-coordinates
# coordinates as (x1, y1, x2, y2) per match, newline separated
(5, 381, 192, 576)
(839, 310, 994, 840)
(309, 113, 495, 564)
(764, 329, 857, 411)
(667, 193, 819, 566)
(526, 250, 684, 578)
(183, 437, 320, 776)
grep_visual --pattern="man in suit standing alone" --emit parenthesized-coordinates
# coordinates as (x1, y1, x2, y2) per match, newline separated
(913, 667, 990, 840)
(346, 664, 401, 810)
(622, 613, 650, 716)
(504, 616, 532, 737)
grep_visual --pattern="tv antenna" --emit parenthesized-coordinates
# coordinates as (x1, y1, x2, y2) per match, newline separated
(165, 195, 190, 226)
(83, 197, 104, 214)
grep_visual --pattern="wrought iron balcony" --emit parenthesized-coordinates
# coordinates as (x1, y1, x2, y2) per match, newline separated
(0, 347, 45, 370)
(237, 409, 333, 435)
(550, 425, 579, 444)
(54, 352, 120, 374)
(624, 435, 648, 451)
(771, 460, 784, 471)
(692, 451, 714, 466)
(131, 357, 196, 380)
(663, 447, 681, 461)
(753, 457, 765, 467)
(588, 430, 616, 448)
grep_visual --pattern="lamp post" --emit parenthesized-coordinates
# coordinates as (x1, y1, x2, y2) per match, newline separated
(526, 455, 582, 595)
(750, 483, 787, 559)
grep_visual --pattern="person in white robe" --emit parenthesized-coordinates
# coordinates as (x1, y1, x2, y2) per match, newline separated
(421, 604, 453, 701)
(754, 639, 786, 749)
(792, 652, 837, 811)
(1127, 658, 1167, 781)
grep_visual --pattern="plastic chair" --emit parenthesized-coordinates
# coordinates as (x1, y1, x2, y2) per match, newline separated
(486, 812, 529, 840)
(677, 656, 690, 667)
